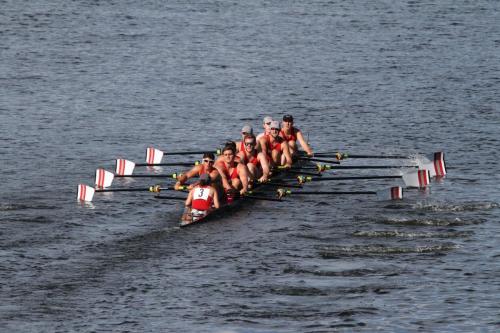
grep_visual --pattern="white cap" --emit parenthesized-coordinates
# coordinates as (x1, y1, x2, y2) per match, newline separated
(241, 125, 253, 134)
(269, 120, 280, 129)
(263, 116, 273, 124)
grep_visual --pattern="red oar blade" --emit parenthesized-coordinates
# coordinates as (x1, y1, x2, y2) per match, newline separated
(95, 168, 115, 188)
(115, 159, 136, 176)
(145, 147, 164, 164)
(77, 184, 95, 202)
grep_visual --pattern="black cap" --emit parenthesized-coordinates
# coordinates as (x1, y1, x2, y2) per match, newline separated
(283, 114, 294, 122)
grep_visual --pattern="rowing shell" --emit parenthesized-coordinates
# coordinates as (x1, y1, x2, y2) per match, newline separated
(179, 159, 310, 227)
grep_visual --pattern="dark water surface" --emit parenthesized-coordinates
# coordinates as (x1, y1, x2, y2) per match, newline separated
(1, 0, 499, 332)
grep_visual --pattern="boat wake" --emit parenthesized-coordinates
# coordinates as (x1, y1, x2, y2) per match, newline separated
(411, 201, 499, 212)
(368, 216, 486, 226)
(318, 243, 460, 258)
(352, 230, 473, 239)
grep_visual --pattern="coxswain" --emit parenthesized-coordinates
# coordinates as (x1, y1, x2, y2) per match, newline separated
(182, 173, 220, 224)
(280, 114, 314, 156)
(236, 125, 254, 153)
(237, 133, 270, 183)
(258, 120, 293, 168)
(174, 153, 221, 190)
(215, 144, 249, 197)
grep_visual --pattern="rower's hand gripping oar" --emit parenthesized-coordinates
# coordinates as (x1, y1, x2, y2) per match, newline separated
(276, 186, 403, 201)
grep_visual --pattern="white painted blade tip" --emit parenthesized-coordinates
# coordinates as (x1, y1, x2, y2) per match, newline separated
(115, 158, 135, 176)
(95, 168, 114, 188)
(77, 184, 95, 202)
(146, 147, 164, 164)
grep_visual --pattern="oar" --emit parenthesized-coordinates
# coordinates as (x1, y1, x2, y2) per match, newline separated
(115, 158, 196, 176)
(76, 184, 188, 202)
(297, 169, 431, 188)
(276, 186, 403, 200)
(95, 168, 182, 189)
(298, 157, 341, 164)
(145, 147, 221, 164)
(153, 195, 187, 201)
(313, 152, 409, 160)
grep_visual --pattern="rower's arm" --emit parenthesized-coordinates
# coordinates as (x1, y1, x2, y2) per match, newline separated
(175, 165, 199, 189)
(185, 189, 194, 207)
(296, 131, 313, 156)
(212, 187, 220, 209)
(215, 164, 231, 190)
(257, 137, 269, 161)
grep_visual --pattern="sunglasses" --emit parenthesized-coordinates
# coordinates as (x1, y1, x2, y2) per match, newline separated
(244, 141, 255, 146)
(203, 159, 214, 163)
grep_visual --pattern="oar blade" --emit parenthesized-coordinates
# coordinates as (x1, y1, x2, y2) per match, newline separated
(95, 168, 114, 188)
(417, 151, 446, 177)
(145, 147, 164, 164)
(402, 169, 430, 188)
(115, 159, 136, 176)
(376, 186, 403, 200)
(77, 184, 95, 202)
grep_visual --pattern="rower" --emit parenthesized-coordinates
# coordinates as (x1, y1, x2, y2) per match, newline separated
(256, 116, 273, 141)
(182, 173, 220, 223)
(216, 141, 241, 164)
(258, 120, 293, 168)
(174, 153, 221, 190)
(236, 125, 253, 153)
(280, 114, 314, 157)
(237, 133, 270, 183)
(215, 144, 249, 197)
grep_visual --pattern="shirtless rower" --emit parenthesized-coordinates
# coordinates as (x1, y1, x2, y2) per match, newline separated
(258, 120, 293, 168)
(280, 114, 314, 157)
(237, 133, 270, 183)
(174, 152, 221, 190)
(215, 144, 249, 196)
(182, 173, 220, 224)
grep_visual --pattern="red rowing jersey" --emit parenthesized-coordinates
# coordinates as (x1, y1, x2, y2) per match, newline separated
(241, 149, 260, 166)
(265, 134, 283, 154)
(192, 186, 213, 210)
(197, 164, 207, 176)
(279, 127, 299, 142)
(216, 161, 239, 180)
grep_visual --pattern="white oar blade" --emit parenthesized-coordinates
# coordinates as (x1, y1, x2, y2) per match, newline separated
(402, 169, 430, 188)
(115, 159, 136, 176)
(95, 168, 114, 188)
(77, 184, 95, 202)
(376, 186, 403, 200)
(417, 151, 446, 177)
(145, 147, 164, 164)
